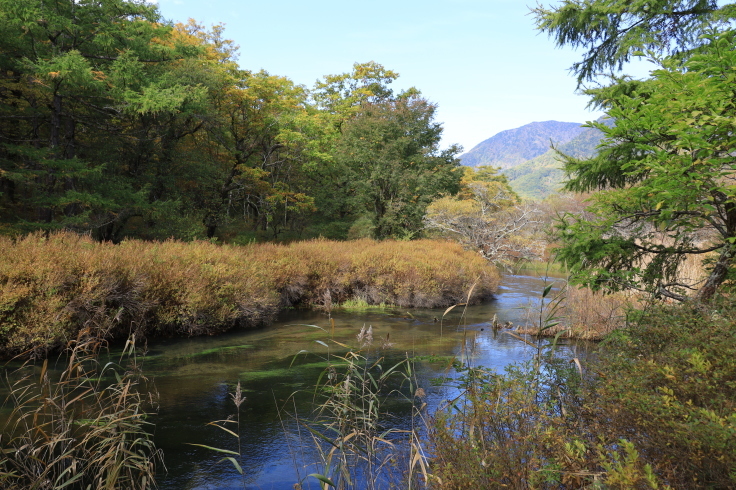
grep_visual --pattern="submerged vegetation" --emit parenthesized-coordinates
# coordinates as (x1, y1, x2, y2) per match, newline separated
(0, 232, 498, 358)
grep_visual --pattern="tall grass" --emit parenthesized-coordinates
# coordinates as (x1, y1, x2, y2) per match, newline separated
(0, 233, 498, 358)
(285, 325, 430, 490)
(0, 331, 162, 489)
(515, 284, 638, 340)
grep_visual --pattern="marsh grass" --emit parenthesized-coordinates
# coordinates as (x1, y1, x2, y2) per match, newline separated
(0, 330, 162, 489)
(186, 381, 248, 488)
(514, 272, 638, 340)
(431, 281, 736, 489)
(0, 232, 498, 359)
(269, 323, 430, 490)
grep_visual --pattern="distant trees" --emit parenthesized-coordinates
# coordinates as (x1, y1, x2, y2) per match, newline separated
(306, 62, 462, 239)
(336, 96, 461, 239)
(425, 166, 546, 267)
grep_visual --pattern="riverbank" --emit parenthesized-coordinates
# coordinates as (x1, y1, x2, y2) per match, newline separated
(432, 298, 736, 489)
(0, 232, 498, 359)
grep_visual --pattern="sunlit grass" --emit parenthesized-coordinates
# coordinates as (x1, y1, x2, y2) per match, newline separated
(0, 232, 499, 358)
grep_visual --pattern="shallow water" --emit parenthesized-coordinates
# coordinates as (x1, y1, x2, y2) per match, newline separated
(144, 273, 587, 489)
(0, 273, 588, 489)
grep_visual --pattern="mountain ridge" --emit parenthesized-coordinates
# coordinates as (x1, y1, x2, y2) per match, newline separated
(460, 119, 606, 198)
(459, 120, 587, 169)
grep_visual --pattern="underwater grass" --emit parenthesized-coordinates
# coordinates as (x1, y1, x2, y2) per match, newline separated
(337, 298, 393, 311)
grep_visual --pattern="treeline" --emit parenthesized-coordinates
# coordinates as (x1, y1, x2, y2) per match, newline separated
(0, 0, 461, 243)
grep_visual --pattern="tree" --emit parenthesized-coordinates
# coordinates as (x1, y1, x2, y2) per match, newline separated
(555, 29, 736, 301)
(425, 166, 545, 267)
(0, 0, 208, 240)
(307, 62, 459, 240)
(533, 0, 736, 83)
(336, 96, 462, 239)
(201, 67, 315, 239)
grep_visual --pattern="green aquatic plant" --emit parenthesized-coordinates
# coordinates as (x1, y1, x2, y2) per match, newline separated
(337, 298, 393, 311)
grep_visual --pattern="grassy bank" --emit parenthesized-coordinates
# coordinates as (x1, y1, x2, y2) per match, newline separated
(0, 233, 498, 358)
(432, 299, 736, 488)
(515, 283, 638, 340)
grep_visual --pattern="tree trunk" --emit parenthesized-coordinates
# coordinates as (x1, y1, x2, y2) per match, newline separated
(696, 245, 733, 302)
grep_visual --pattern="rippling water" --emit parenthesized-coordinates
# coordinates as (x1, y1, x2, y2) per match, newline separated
(0, 273, 588, 489)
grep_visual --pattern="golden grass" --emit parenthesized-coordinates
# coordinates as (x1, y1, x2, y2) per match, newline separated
(0, 233, 498, 358)
(516, 285, 640, 341)
(515, 251, 712, 341)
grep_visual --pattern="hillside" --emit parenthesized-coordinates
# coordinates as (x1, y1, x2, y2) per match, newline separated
(504, 123, 605, 198)
(459, 121, 587, 169)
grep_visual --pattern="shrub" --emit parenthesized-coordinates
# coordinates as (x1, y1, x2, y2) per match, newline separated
(431, 299, 736, 489)
(589, 300, 736, 488)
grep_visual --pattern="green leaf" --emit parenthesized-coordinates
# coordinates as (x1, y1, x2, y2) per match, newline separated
(185, 443, 239, 456)
(309, 473, 336, 487)
(221, 457, 243, 475)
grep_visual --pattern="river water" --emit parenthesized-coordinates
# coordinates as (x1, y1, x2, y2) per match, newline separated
(144, 273, 586, 489)
(0, 273, 587, 489)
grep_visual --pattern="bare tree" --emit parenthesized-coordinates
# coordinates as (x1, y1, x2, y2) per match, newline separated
(424, 185, 545, 268)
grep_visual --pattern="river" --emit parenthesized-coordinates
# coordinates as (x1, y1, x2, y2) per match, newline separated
(0, 272, 586, 489)
(143, 272, 585, 489)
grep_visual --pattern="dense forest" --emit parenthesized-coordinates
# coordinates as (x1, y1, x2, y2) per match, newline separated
(0, 0, 463, 243)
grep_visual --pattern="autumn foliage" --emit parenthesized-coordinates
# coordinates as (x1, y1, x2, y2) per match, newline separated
(0, 233, 498, 358)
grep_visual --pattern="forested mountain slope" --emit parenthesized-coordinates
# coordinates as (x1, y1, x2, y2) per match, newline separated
(459, 121, 586, 169)
(504, 123, 604, 198)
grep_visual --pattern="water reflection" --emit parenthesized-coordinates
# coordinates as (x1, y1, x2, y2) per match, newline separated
(146, 273, 586, 489)
(0, 274, 583, 489)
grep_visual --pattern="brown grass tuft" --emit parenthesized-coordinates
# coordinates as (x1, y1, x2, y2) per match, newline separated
(0, 233, 498, 358)
(516, 285, 639, 340)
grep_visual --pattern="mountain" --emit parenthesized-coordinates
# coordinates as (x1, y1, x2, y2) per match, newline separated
(504, 124, 605, 199)
(459, 121, 588, 169)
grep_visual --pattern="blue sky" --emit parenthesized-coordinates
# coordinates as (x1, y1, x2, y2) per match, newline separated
(148, 0, 644, 152)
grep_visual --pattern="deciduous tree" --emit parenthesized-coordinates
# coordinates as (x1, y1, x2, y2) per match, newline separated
(425, 166, 544, 266)
(336, 96, 461, 239)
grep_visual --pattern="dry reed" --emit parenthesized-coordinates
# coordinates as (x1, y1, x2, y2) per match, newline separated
(0, 331, 162, 489)
(0, 233, 499, 358)
(516, 284, 639, 340)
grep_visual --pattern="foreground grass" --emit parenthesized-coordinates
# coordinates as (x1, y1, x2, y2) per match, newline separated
(0, 233, 498, 358)
(0, 332, 162, 489)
